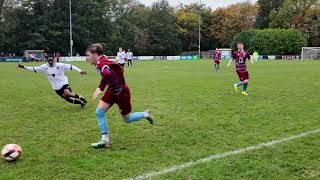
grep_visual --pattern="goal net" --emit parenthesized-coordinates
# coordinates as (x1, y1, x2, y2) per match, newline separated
(301, 47, 320, 60)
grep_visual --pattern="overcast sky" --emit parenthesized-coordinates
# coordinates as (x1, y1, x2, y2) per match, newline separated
(138, 0, 258, 9)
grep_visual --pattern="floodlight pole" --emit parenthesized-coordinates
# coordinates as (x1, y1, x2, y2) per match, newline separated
(198, 0, 201, 59)
(69, 0, 73, 56)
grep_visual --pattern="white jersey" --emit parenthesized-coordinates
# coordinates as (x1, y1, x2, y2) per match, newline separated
(25, 63, 81, 90)
(126, 52, 133, 60)
(117, 51, 126, 64)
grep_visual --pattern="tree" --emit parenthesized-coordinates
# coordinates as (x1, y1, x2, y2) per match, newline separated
(230, 29, 259, 52)
(255, 0, 284, 28)
(250, 29, 307, 55)
(175, 4, 199, 51)
(147, 0, 181, 55)
(209, 2, 258, 47)
(269, 0, 320, 46)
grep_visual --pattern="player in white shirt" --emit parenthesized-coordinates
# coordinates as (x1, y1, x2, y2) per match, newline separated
(18, 57, 88, 108)
(117, 47, 126, 68)
(126, 49, 133, 67)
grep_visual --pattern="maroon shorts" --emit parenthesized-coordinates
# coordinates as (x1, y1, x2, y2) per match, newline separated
(101, 86, 132, 115)
(236, 70, 249, 81)
(214, 60, 220, 64)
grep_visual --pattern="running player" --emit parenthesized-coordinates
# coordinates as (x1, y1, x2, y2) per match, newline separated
(227, 42, 254, 96)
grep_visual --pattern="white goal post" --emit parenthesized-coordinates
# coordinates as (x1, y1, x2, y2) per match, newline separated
(301, 47, 320, 60)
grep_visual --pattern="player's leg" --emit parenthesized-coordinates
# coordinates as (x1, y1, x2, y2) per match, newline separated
(118, 88, 153, 124)
(213, 61, 216, 71)
(129, 60, 132, 66)
(241, 71, 250, 96)
(63, 88, 87, 103)
(55, 86, 82, 106)
(62, 87, 86, 108)
(233, 71, 246, 93)
(91, 100, 113, 148)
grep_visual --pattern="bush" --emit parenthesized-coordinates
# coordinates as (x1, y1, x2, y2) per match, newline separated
(231, 28, 307, 55)
(230, 29, 259, 52)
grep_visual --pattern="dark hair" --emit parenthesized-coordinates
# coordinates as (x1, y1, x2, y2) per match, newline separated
(86, 43, 104, 55)
(48, 57, 54, 61)
(237, 42, 244, 45)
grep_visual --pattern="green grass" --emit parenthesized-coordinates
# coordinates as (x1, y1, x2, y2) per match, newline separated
(0, 60, 320, 179)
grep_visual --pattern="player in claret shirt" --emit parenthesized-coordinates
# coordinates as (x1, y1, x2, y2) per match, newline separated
(85, 43, 154, 148)
(212, 48, 221, 72)
(227, 42, 254, 96)
(18, 57, 88, 107)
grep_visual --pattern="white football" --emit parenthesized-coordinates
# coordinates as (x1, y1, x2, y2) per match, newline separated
(1, 144, 22, 162)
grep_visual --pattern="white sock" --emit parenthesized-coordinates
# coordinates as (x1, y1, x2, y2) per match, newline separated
(143, 112, 149, 118)
(101, 134, 109, 142)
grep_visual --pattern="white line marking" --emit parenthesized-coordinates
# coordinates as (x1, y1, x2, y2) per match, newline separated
(125, 129, 320, 180)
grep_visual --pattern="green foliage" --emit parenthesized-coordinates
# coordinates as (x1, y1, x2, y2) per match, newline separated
(255, 0, 284, 28)
(269, 0, 320, 46)
(231, 29, 259, 52)
(250, 29, 307, 55)
(209, 2, 258, 48)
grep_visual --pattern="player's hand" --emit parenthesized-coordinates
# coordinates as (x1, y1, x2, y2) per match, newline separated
(92, 88, 102, 101)
(18, 64, 25, 69)
(80, 70, 87, 75)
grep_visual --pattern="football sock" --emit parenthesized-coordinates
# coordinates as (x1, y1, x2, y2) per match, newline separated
(101, 134, 109, 142)
(126, 112, 145, 123)
(236, 81, 245, 87)
(243, 83, 248, 91)
(73, 94, 79, 98)
(64, 96, 82, 104)
(96, 108, 108, 134)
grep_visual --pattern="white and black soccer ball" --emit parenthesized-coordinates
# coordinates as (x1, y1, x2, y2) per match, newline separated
(1, 144, 22, 162)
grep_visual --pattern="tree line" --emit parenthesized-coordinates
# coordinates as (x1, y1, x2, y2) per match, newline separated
(0, 0, 319, 56)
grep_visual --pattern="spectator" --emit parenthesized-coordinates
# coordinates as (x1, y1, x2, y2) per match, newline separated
(55, 51, 61, 62)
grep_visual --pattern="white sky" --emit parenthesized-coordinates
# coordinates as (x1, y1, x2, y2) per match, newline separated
(138, 0, 258, 9)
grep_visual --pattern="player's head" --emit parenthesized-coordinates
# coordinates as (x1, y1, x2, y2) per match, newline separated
(216, 48, 219, 51)
(85, 43, 103, 65)
(128, 49, 131, 52)
(119, 47, 123, 52)
(237, 42, 244, 51)
(47, 57, 55, 67)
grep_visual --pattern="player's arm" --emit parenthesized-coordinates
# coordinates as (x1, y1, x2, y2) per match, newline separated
(227, 58, 233, 68)
(62, 64, 87, 75)
(92, 71, 110, 100)
(18, 64, 44, 73)
(248, 52, 254, 64)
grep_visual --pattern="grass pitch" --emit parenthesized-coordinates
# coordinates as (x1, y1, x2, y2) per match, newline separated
(0, 60, 320, 179)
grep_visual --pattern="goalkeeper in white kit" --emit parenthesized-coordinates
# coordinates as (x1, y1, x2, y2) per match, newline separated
(18, 57, 88, 108)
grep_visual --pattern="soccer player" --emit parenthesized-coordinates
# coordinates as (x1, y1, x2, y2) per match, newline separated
(18, 57, 88, 107)
(212, 48, 222, 72)
(116, 47, 126, 68)
(85, 43, 154, 148)
(126, 49, 133, 67)
(227, 42, 254, 96)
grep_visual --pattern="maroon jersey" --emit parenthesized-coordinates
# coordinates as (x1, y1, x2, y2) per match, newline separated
(213, 50, 221, 60)
(96, 55, 126, 95)
(232, 50, 250, 71)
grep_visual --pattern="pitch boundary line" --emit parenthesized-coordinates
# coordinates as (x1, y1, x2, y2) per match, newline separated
(125, 128, 320, 180)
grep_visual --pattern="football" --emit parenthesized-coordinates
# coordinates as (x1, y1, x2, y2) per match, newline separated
(1, 144, 22, 162)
